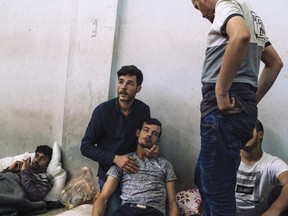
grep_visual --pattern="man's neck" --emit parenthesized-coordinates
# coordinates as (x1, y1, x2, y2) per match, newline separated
(118, 99, 134, 116)
(136, 147, 148, 160)
(241, 150, 263, 165)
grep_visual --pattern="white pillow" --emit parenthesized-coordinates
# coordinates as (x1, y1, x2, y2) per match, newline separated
(45, 142, 67, 201)
(0, 142, 67, 201)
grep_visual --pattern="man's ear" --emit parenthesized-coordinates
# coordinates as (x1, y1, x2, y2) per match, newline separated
(136, 85, 141, 93)
(136, 129, 140, 137)
(258, 131, 264, 139)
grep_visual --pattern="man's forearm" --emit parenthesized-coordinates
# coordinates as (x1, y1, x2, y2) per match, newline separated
(257, 45, 283, 104)
(92, 197, 107, 216)
(168, 204, 180, 216)
(256, 64, 282, 104)
(267, 184, 288, 214)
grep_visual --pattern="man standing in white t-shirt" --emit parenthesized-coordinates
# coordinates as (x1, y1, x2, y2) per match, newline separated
(236, 120, 288, 216)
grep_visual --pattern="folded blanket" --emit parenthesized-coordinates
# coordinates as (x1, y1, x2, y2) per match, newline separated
(0, 172, 46, 214)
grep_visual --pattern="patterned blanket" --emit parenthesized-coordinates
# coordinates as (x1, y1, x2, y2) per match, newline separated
(0, 171, 46, 214)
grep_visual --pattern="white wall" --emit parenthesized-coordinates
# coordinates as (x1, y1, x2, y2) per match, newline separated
(0, 1, 70, 155)
(0, 0, 287, 191)
(60, 0, 119, 178)
(0, 0, 119, 179)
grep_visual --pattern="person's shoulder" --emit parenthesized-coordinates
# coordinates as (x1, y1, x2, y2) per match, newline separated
(134, 99, 149, 109)
(217, 0, 240, 6)
(262, 152, 288, 166)
(156, 156, 173, 166)
(99, 98, 117, 107)
(216, 0, 244, 13)
(263, 152, 281, 161)
(107, 164, 123, 178)
(93, 98, 117, 111)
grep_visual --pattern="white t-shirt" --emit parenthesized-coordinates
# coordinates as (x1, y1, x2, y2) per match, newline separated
(236, 152, 288, 212)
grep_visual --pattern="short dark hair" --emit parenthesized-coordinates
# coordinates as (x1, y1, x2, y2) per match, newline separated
(255, 119, 264, 133)
(141, 118, 162, 138)
(117, 65, 143, 86)
(35, 145, 53, 163)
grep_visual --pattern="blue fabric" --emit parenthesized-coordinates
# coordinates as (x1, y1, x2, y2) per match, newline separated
(99, 178, 121, 216)
(81, 97, 150, 181)
(195, 109, 254, 216)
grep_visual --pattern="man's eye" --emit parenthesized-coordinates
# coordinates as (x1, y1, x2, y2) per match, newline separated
(152, 132, 159, 136)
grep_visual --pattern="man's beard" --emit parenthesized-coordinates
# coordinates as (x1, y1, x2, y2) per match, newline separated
(139, 143, 153, 149)
(32, 162, 39, 170)
(118, 91, 136, 102)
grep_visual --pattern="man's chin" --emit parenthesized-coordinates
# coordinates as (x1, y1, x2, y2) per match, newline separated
(119, 97, 131, 102)
(140, 143, 153, 149)
(242, 145, 252, 153)
(32, 164, 39, 170)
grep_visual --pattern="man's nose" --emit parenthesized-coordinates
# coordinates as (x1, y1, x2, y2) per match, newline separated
(34, 157, 40, 162)
(147, 132, 152, 138)
(121, 82, 127, 89)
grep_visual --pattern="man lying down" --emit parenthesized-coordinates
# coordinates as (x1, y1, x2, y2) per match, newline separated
(0, 145, 53, 215)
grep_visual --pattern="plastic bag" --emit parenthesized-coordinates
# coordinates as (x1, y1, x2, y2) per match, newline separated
(60, 166, 99, 209)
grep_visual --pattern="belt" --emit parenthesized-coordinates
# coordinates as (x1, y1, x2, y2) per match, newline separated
(127, 203, 148, 209)
(124, 203, 164, 216)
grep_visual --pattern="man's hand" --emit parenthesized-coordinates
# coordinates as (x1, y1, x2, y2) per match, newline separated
(113, 155, 139, 173)
(142, 144, 159, 158)
(8, 160, 23, 172)
(21, 157, 31, 171)
(216, 93, 241, 115)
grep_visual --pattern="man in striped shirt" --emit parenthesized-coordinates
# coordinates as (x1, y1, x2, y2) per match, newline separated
(1, 145, 53, 202)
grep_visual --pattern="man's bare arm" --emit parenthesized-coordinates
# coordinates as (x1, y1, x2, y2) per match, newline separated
(216, 16, 250, 114)
(166, 181, 180, 216)
(92, 176, 119, 216)
(262, 171, 288, 216)
(256, 45, 283, 104)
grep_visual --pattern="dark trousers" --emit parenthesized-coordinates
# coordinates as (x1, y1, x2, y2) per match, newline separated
(112, 203, 164, 216)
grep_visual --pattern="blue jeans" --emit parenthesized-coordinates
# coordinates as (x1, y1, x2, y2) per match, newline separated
(99, 178, 122, 216)
(195, 109, 254, 216)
